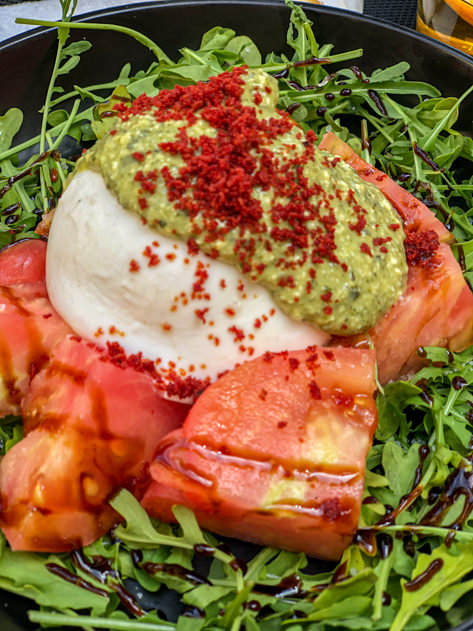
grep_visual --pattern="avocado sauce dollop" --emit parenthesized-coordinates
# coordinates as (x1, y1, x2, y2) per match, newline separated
(77, 67, 407, 336)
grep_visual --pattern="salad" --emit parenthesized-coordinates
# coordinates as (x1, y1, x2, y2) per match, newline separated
(1, 0, 473, 629)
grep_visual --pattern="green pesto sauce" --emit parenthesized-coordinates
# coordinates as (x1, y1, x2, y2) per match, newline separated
(76, 69, 407, 336)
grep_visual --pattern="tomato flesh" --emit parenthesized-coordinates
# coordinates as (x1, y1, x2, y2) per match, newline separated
(143, 347, 377, 561)
(0, 239, 73, 417)
(0, 336, 189, 551)
(320, 132, 473, 382)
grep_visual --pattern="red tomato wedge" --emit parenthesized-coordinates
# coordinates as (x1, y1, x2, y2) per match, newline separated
(0, 335, 189, 552)
(143, 347, 377, 561)
(319, 132, 473, 383)
(319, 132, 453, 243)
(0, 239, 73, 417)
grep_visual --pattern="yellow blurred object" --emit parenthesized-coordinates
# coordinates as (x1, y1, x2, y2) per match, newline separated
(417, 0, 473, 55)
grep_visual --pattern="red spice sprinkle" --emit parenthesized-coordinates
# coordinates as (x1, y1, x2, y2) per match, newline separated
(389, 223, 401, 231)
(132, 152, 145, 162)
(225, 308, 236, 317)
(229, 325, 245, 342)
(254, 318, 262, 329)
(309, 380, 322, 400)
(373, 236, 392, 246)
(288, 357, 300, 370)
(278, 421, 287, 429)
(333, 390, 354, 407)
(360, 243, 373, 257)
(320, 291, 332, 303)
(165, 253, 176, 261)
(323, 306, 333, 315)
(142, 246, 160, 267)
(110, 129, 117, 136)
(138, 197, 148, 210)
(404, 230, 440, 267)
(42, 313, 53, 319)
(380, 246, 388, 253)
(162, 323, 172, 331)
(94, 328, 104, 337)
(263, 351, 274, 362)
(259, 389, 268, 400)
(115, 67, 361, 284)
(323, 350, 334, 360)
(220, 279, 227, 289)
(269, 309, 276, 316)
(195, 308, 209, 324)
(153, 240, 160, 247)
(129, 259, 140, 272)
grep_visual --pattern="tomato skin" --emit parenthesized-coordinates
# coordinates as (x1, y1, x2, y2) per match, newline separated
(319, 132, 473, 382)
(0, 335, 189, 552)
(143, 347, 377, 561)
(0, 240, 73, 417)
(0, 239, 47, 287)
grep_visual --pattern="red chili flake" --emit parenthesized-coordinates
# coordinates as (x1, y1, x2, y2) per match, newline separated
(187, 238, 200, 256)
(404, 230, 440, 267)
(195, 308, 209, 324)
(309, 380, 322, 400)
(165, 253, 176, 261)
(162, 323, 172, 331)
(142, 246, 160, 267)
(214, 337, 220, 347)
(254, 318, 262, 329)
(263, 351, 274, 362)
(94, 327, 104, 337)
(278, 421, 287, 428)
(306, 352, 319, 365)
(129, 259, 140, 272)
(247, 347, 254, 356)
(373, 236, 392, 246)
(42, 313, 52, 319)
(253, 91, 263, 105)
(138, 197, 148, 210)
(228, 325, 245, 342)
(269, 309, 276, 316)
(324, 306, 333, 315)
(238, 345, 246, 353)
(320, 291, 332, 303)
(259, 389, 268, 400)
(219, 279, 226, 289)
(110, 129, 117, 135)
(153, 240, 160, 247)
(389, 223, 401, 231)
(225, 308, 235, 317)
(132, 152, 145, 162)
(380, 246, 388, 253)
(360, 243, 373, 257)
(323, 350, 334, 360)
(289, 357, 300, 370)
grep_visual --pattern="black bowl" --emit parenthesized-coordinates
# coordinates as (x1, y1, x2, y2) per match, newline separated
(0, 2, 472, 630)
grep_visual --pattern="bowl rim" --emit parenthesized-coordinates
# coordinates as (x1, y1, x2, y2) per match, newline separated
(0, 0, 472, 73)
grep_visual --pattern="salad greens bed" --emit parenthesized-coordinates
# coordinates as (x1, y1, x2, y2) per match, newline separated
(1, 0, 473, 629)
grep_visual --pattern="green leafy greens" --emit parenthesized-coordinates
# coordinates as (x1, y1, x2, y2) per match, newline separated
(0, 1, 472, 629)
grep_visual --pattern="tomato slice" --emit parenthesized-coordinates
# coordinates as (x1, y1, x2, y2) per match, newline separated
(319, 132, 473, 382)
(0, 335, 189, 551)
(143, 347, 377, 561)
(319, 132, 453, 243)
(0, 240, 73, 417)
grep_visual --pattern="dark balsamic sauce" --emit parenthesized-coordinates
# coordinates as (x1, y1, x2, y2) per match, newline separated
(46, 562, 108, 598)
(367, 90, 387, 115)
(142, 562, 211, 586)
(293, 56, 331, 67)
(413, 143, 443, 172)
(254, 575, 306, 599)
(404, 559, 444, 591)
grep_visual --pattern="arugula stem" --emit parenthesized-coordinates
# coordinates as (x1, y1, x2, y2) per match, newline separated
(15, 18, 173, 65)
(50, 99, 80, 151)
(28, 611, 173, 630)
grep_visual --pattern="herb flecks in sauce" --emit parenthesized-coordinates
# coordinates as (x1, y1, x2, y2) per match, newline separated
(77, 68, 407, 336)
